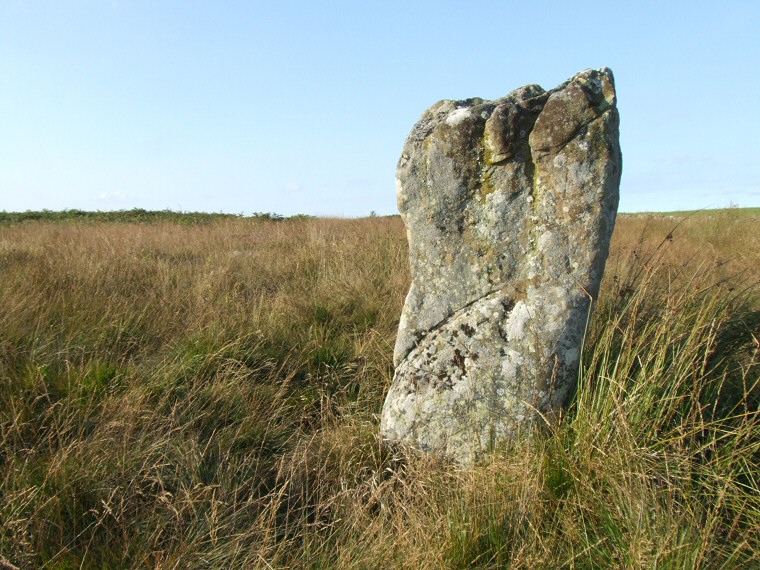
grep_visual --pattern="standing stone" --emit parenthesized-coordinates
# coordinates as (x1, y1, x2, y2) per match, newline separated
(381, 68, 621, 463)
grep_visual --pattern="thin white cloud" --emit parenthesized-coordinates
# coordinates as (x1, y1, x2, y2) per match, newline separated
(93, 191, 126, 202)
(280, 182, 303, 194)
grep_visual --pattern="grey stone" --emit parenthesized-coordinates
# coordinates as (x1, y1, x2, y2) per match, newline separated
(381, 68, 621, 463)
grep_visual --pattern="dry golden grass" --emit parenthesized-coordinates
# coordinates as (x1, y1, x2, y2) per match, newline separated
(0, 210, 758, 569)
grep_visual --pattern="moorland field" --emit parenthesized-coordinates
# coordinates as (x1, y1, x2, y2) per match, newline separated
(0, 209, 758, 569)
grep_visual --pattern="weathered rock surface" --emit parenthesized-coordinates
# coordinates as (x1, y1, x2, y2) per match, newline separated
(381, 68, 622, 463)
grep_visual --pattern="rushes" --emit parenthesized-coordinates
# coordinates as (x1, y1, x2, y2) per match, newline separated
(568, 266, 759, 568)
(0, 212, 758, 568)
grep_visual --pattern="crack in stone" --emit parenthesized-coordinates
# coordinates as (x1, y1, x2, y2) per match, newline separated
(401, 284, 523, 365)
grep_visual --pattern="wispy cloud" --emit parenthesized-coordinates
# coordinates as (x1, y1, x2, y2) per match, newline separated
(93, 191, 125, 202)
(280, 182, 303, 194)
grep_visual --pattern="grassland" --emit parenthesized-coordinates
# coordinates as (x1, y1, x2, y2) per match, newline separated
(0, 209, 758, 569)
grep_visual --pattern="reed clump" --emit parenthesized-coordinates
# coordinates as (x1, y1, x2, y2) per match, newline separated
(0, 210, 758, 569)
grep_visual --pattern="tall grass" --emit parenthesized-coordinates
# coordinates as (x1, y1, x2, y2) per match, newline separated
(0, 211, 757, 568)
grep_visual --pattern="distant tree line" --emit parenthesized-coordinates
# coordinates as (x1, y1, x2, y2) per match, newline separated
(0, 209, 313, 225)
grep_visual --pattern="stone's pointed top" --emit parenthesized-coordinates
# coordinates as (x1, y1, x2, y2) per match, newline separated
(529, 68, 617, 161)
(382, 68, 621, 464)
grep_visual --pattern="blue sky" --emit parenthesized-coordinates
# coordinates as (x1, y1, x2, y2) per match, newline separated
(1, 1, 758, 216)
